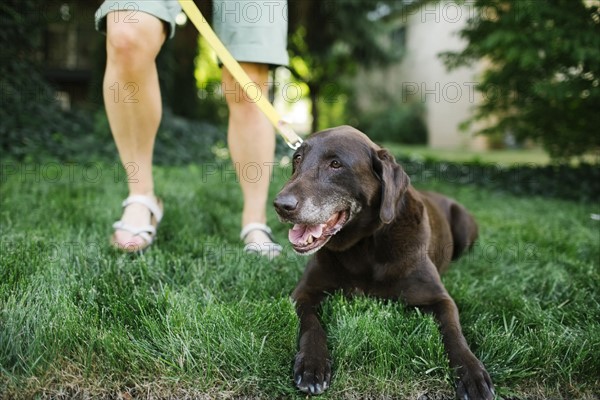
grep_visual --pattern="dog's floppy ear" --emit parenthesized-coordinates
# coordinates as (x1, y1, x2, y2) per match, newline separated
(372, 149, 410, 224)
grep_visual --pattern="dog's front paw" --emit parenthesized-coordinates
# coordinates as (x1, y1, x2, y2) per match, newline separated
(456, 361, 494, 400)
(293, 351, 332, 395)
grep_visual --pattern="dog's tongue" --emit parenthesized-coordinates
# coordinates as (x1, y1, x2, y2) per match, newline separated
(289, 223, 325, 246)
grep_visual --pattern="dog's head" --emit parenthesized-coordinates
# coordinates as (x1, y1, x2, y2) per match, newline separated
(274, 125, 410, 255)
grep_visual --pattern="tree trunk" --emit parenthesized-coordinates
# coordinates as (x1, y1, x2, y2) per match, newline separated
(171, 23, 200, 118)
(310, 84, 319, 133)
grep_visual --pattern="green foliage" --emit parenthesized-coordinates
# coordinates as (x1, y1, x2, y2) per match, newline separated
(191, 37, 230, 125)
(357, 101, 428, 144)
(394, 154, 600, 202)
(153, 110, 227, 166)
(0, 0, 78, 160)
(2, 102, 227, 165)
(0, 63, 85, 161)
(442, 0, 600, 161)
(0, 0, 44, 55)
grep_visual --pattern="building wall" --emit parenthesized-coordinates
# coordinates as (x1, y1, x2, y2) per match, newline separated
(402, 1, 486, 149)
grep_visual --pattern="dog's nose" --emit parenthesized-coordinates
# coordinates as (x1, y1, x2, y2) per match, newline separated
(274, 194, 299, 214)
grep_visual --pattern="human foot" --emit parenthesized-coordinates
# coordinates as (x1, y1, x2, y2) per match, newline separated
(111, 195, 163, 253)
(240, 223, 282, 260)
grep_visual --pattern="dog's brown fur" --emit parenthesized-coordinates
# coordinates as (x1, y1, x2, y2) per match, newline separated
(274, 126, 493, 399)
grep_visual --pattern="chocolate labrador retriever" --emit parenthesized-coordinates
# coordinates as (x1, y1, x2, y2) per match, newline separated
(274, 126, 494, 399)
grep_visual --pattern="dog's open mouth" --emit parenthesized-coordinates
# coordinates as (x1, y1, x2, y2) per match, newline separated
(288, 210, 349, 254)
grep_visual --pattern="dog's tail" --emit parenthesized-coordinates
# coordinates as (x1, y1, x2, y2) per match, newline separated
(449, 203, 478, 260)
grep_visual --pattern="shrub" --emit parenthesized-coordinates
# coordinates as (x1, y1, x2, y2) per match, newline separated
(396, 154, 600, 202)
(357, 102, 428, 144)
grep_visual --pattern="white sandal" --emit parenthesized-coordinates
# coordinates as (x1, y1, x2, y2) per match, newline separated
(111, 195, 163, 253)
(240, 223, 283, 260)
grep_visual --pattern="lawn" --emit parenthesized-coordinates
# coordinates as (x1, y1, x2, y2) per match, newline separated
(1, 160, 599, 399)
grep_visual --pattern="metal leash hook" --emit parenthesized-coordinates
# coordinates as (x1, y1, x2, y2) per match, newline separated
(278, 120, 303, 150)
(178, 0, 304, 151)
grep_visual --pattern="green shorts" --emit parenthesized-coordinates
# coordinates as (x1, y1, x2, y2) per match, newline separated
(95, 0, 289, 67)
(213, 0, 289, 67)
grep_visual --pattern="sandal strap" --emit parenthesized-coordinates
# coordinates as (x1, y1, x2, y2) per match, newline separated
(240, 223, 273, 241)
(240, 223, 282, 260)
(112, 221, 154, 244)
(122, 195, 163, 222)
(112, 221, 156, 236)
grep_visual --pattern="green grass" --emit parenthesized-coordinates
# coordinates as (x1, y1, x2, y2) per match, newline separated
(1, 161, 599, 399)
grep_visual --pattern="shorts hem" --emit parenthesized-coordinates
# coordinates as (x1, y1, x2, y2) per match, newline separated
(224, 46, 289, 68)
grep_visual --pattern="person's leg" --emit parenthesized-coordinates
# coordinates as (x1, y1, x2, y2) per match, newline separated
(103, 11, 166, 249)
(222, 63, 277, 247)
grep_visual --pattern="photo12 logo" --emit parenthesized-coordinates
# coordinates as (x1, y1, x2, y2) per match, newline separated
(0, 162, 140, 184)
(213, 0, 288, 24)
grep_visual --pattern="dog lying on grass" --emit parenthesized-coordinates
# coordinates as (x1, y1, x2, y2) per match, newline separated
(274, 126, 494, 399)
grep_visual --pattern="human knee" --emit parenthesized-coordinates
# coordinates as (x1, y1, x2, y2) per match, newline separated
(105, 13, 164, 70)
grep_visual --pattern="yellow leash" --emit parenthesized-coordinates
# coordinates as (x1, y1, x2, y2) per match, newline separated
(178, 0, 303, 150)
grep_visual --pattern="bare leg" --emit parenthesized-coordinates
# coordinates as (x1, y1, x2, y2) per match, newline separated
(103, 11, 166, 249)
(222, 63, 277, 246)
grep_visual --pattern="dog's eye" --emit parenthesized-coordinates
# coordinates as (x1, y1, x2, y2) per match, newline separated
(330, 160, 342, 169)
(293, 154, 302, 165)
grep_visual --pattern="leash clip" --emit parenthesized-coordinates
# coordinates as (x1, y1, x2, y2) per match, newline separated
(286, 138, 303, 150)
(277, 120, 303, 150)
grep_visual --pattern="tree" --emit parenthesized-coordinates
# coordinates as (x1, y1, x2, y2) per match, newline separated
(288, 0, 407, 132)
(442, 0, 600, 161)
